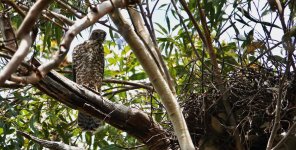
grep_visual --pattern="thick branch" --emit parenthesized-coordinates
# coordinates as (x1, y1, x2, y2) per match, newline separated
(0, 8, 169, 150)
(0, 0, 50, 85)
(0, 34, 32, 85)
(0, 13, 18, 53)
(128, 7, 176, 95)
(109, 8, 194, 150)
(34, 71, 170, 150)
(16, 0, 52, 39)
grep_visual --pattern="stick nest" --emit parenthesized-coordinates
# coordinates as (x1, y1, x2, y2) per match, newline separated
(181, 68, 296, 149)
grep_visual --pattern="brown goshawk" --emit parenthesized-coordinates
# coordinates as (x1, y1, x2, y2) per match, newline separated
(72, 29, 106, 131)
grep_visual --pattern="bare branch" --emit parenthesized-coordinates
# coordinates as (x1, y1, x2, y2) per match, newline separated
(0, 34, 32, 85)
(1, 0, 26, 18)
(0, 12, 18, 53)
(266, 80, 286, 150)
(16, 0, 52, 39)
(103, 86, 139, 96)
(54, 0, 117, 31)
(128, 7, 176, 95)
(108, 8, 195, 150)
(55, 0, 83, 19)
(17, 4, 74, 26)
(0, 0, 50, 85)
(1, 80, 24, 89)
(178, 0, 207, 48)
(3, 0, 138, 84)
(275, 0, 287, 32)
(35, 70, 170, 149)
(17, 130, 84, 150)
(267, 29, 294, 150)
(103, 79, 153, 91)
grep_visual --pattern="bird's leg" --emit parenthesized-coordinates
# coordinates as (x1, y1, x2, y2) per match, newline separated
(95, 85, 99, 93)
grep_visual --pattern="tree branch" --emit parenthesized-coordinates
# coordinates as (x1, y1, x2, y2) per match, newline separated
(0, 34, 32, 85)
(0, 8, 170, 150)
(272, 123, 296, 150)
(128, 7, 176, 95)
(17, 130, 84, 150)
(16, 0, 52, 39)
(108, 8, 195, 150)
(103, 79, 153, 91)
(35, 70, 170, 150)
(0, 0, 138, 85)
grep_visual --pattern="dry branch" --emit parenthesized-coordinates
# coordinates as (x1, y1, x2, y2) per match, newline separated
(17, 130, 84, 150)
(103, 79, 153, 91)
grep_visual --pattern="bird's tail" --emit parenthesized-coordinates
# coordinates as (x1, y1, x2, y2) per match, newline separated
(77, 111, 101, 131)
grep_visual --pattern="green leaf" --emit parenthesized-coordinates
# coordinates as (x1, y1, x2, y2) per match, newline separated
(155, 23, 168, 35)
(85, 131, 92, 146)
(166, 16, 171, 33)
(109, 28, 115, 42)
(102, 144, 122, 150)
(129, 72, 147, 80)
(0, 128, 3, 135)
(158, 3, 167, 9)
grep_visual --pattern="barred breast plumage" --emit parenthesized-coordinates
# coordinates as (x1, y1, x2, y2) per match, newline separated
(72, 29, 106, 131)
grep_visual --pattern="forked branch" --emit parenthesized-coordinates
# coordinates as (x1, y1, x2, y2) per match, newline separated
(0, 0, 139, 85)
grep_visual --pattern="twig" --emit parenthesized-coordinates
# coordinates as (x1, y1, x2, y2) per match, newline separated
(178, 0, 207, 47)
(198, 2, 244, 150)
(102, 86, 139, 96)
(1, 0, 26, 17)
(199, 9, 220, 80)
(266, 41, 293, 150)
(275, 0, 287, 32)
(54, 0, 117, 31)
(103, 79, 153, 91)
(272, 123, 296, 150)
(54, 0, 83, 18)
(247, 41, 282, 67)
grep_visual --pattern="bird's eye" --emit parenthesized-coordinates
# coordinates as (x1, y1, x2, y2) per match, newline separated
(101, 33, 105, 37)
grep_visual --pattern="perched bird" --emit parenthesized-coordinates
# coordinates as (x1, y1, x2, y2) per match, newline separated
(72, 29, 106, 131)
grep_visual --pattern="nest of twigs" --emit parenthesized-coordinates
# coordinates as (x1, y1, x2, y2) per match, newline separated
(181, 68, 296, 149)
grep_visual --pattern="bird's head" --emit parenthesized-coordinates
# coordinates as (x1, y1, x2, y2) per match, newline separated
(89, 29, 106, 42)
